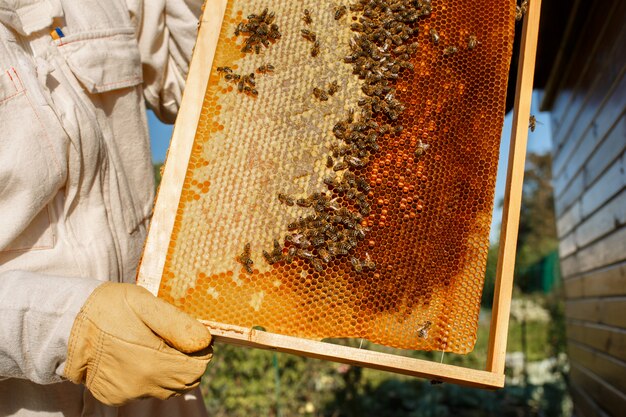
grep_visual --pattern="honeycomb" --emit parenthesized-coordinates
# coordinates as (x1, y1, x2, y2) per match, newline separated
(154, 0, 516, 353)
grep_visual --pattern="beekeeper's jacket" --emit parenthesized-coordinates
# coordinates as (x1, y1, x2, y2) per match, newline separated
(0, 0, 208, 415)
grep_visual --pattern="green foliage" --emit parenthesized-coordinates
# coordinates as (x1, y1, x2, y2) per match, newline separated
(515, 153, 559, 292)
(321, 376, 570, 417)
(481, 244, 500, 308)
(201, 344, 337, 417)
(153, 162, 163, 189)
(545, 292, 567, 356)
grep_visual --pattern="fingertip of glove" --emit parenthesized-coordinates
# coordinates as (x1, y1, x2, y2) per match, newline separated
(178, 321, 213, 353)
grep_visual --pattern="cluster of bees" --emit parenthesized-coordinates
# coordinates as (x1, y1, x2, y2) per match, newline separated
(300, 28, 321, 57)
(234, 8, 281, 54)
(216, 67, 259, 96)
(236, 243, 254, 274)
(270, 190, 374, 273)
(429, 27, 477, 55)
(216, 63, 275, 97)
(312, 81, 340, 101)
(240, 0, 436, 276)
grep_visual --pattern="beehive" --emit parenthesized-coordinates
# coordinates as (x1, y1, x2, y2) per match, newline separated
(149, 0, 516, 354)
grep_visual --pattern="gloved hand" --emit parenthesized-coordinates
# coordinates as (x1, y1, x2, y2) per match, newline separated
(63, 282, 212, 406)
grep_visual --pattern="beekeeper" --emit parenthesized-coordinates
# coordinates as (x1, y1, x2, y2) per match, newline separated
(0, 1, 214, 416)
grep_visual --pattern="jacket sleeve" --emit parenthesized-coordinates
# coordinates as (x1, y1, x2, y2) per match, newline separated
(127, 0, 203, 123)
(0, 271, 102, 383)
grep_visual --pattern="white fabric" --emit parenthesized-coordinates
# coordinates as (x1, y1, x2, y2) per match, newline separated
(0, 0, 208, 415)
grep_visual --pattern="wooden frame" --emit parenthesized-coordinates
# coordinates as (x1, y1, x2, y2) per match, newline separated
(138, 0, 542, 388)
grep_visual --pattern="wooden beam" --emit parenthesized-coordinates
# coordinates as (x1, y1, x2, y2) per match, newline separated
(486, 0, 543, 374)
(203, 320, 505, 389)
(137, 0, 229, 294)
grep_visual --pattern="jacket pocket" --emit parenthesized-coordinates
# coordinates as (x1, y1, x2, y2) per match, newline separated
(55, 28, 150, 235)
(0, 68, 64, 252)
(55, 28, 143, 93)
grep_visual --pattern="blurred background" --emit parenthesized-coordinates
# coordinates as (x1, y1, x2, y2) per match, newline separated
(148, 0, 625, 415)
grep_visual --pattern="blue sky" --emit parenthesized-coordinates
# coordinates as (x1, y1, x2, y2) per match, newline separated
(147, 90, 553, 244)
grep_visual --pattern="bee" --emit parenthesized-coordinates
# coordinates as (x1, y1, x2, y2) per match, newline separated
(277, 193, 295, 206)
(234, 23, 243, 36)
(310, 258, 324, 272)
(393, 44, 407, 55)
(443, 45, 458, 56)
(529, 115, 537, 132)
(468, 34, 478, 50)
(417, 321, 432, 339)
(262, 250, 273, 263)
(257, 64, 275, 74)
(414, 140, 430, 159)
(296, 198, 312, 207)
(515, 5, 523, 21)
(363, 252, 376, 270)
(350, 256, 363, 273)
(355, 177, 371, 193)
(328, 244, 345, 256)
(236, 243, 254, 274)
(288, 234, 311, 248)
(242, 73, 255, 86)
(311, 41, 321, 57)
(323, 174, 339, 187)
(345, 155, 365, 168)
(284, 253, 294, 264)
(256, 23, 269, 36)
(520, 0, 529, 17)
(350, 22, 365, 32)
(302, 9, 312, 25)
(334, 5, 347, 20)
(245, 87, 259, 96)
(297, 249, 315, 260)
(333, 161, 348, 171)
(216, 66, 233, 74)
(269, 24, 281, 39)
(346, 108, 355, 123)
(429, 28, 439, 44)
(318, 248, 332, 263)
(301, 29, 316, 42)
(326, 156, 334, 168)
(328, 81, 340, 96)
(313, 87, 329, 101)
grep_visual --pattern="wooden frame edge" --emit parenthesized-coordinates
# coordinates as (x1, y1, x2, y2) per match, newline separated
(203, 320, 505, 389)
(137, 0, 544, 387)
(486, 0, 543, 374)
(138, 0, 230, 294)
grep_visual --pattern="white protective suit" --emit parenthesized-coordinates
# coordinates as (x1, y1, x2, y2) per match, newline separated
(0, 0, 209, 415)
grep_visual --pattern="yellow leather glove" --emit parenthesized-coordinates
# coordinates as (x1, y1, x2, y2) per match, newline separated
(64, 282, 213, 406)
